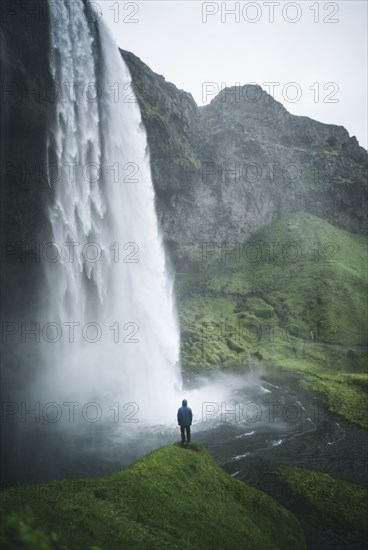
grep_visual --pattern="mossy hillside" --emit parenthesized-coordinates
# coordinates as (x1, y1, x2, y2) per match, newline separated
(0, 443, 306, 550)
(271, 464, 368, 536)
(177, 211, 367, 366)
(176, 212, 368, 427)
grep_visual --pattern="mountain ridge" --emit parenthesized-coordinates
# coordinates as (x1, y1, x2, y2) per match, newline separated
(121, 49, 367, 269)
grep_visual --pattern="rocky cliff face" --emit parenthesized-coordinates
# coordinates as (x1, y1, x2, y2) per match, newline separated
(0, 25, 366, 273)
(0, 2, 52, 320)
(121, 51, 200, 225)
(121, 50, 367, 267)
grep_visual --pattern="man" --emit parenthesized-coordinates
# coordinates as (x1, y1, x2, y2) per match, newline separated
(177, 399, 193, 444)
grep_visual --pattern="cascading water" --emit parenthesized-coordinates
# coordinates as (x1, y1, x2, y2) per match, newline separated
(41, 0, 182, 422)
(3, 1, 355, 496)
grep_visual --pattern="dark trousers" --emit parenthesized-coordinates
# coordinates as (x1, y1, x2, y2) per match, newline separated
(180, 425, 191, 443)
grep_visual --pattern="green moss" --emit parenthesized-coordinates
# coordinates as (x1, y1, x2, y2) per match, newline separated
(273, 464, 368, 534)
(0, 444, 306, 550)
(176, 212, 368, 427)
(0, 509, 51, 549)
(133, 82, 200, 175)
(226, 338, 246, 353)
(300, 371, 368, 428)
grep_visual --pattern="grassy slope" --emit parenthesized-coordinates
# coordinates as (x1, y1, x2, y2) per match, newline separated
(271, 464, 368, 537)
(0, 443, 306, 550)
(176, 212, 368, 427)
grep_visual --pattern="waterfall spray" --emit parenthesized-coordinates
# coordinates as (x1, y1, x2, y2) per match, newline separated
(42, 0, 182, 422)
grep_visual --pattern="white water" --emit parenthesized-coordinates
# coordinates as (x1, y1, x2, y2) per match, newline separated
(41, 0, 182, 422)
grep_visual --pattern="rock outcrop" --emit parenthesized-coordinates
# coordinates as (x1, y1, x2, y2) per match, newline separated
(0, 12, 366, 273)
(121, 50, 367, 267)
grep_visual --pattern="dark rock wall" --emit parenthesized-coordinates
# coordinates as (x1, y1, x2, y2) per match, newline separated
(0, 11, 367, 284)
(0, 1, 52, 401)
(121, 50, 367, 267)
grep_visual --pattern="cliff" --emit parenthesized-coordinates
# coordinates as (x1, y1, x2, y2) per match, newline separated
(121, 50, 367, 267)
(0, 1, 52, 323)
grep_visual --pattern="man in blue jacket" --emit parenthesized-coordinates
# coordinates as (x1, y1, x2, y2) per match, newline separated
(177, 399, 193, 444)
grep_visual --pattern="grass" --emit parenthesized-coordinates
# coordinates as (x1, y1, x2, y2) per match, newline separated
(272, 464, 368, 536)
(175, 212, 368, 427)
(0, 443, 306, 550)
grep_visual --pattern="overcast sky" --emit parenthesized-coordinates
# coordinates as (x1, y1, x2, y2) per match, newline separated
(97, 0, 367, 149)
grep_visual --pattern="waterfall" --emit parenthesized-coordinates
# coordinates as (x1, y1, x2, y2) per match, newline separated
(42, 0, 182, 423)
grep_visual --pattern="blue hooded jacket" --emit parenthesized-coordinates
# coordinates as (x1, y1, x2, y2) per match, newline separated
(177, 399, 193, 426)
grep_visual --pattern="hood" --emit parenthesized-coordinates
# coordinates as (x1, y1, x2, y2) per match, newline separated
(182, 399, 187, 407)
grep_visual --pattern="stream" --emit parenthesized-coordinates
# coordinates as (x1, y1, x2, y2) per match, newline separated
(3, 369, 366, 488)
(2, 368, 367, 549)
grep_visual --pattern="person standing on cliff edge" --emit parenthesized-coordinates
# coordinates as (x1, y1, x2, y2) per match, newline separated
(177, 399, 193, 445)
